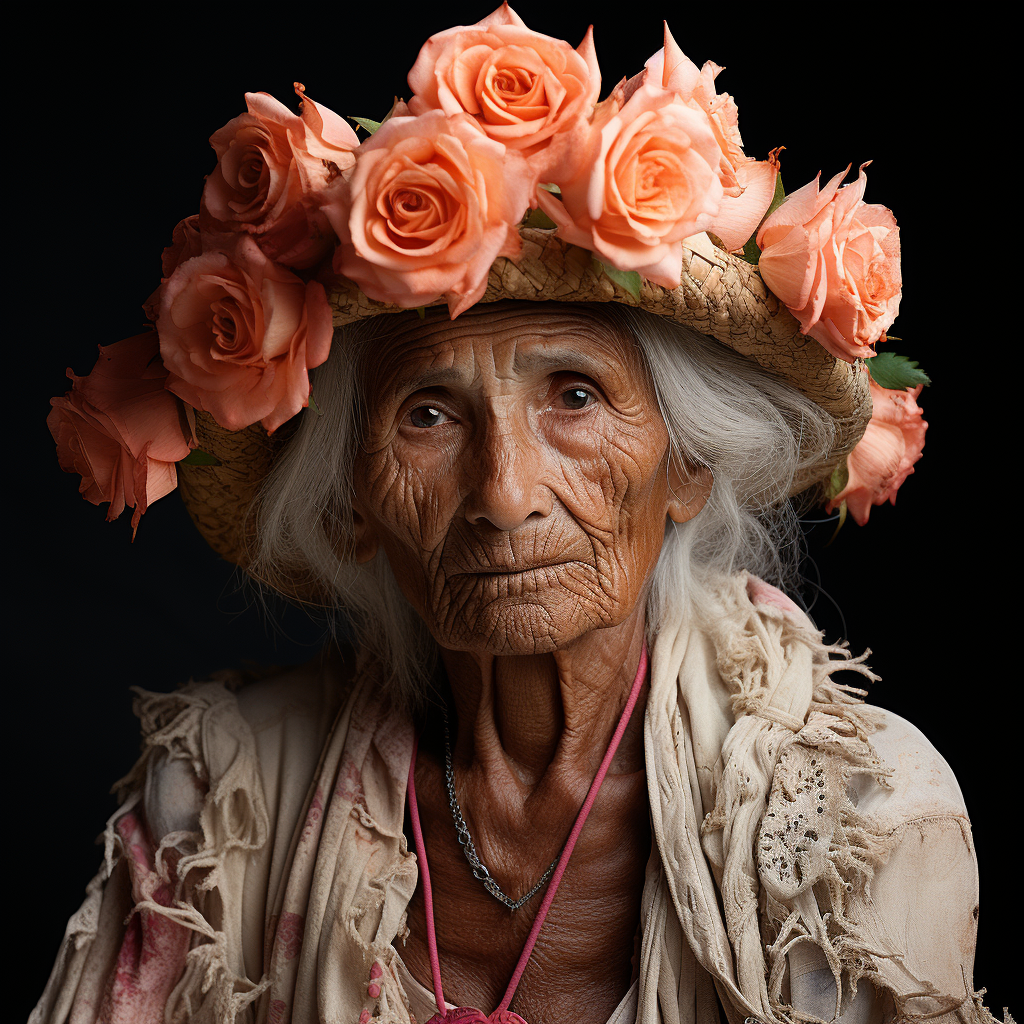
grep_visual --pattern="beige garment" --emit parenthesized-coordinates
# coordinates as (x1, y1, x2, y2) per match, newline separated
(395, 955, 640, 1023)
(33, 575, 1005, 1024)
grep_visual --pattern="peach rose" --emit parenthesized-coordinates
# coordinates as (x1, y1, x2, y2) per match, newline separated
(756, 163, 902, 361)
(328, 109, 532, 317)
(826, 374, 926, 525)
(536, 46, 723, 289)
(47, 333, 192, 532)
(407, 3, 600, 182)
(160, 215, 204, 278)
(201, 84, 359, 268)
(156, 236, 333, 431)
(144, 215, 208, 322)
(642, 25, 777, 252)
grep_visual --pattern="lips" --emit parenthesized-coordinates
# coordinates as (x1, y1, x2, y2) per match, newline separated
(455, 559, 583, 576)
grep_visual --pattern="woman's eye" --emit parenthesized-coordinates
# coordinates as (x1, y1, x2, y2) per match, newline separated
(408, 405, 449, 428)
(557, 387, 594, 411)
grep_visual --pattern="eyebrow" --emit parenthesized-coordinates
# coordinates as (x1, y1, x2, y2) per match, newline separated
(378, 323, 637, 401)
(384, 346, 614, 396)
(384, 365, 464, 398)
(511, 347, 611, 380)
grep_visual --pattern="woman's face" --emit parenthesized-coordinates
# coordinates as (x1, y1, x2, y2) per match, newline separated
(351, 304, 705, 655)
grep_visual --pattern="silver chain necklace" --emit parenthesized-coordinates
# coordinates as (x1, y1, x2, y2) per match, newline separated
(442, 708, 560, 911)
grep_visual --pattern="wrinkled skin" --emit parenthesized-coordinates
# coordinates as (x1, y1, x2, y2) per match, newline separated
(352, 304, 700, 655)
(351, 303, 711, 1024)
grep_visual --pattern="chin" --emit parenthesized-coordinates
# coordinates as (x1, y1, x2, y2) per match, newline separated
(426, 578, 626, 657)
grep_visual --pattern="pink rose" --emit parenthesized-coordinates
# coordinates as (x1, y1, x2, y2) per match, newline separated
(328, 109, 532, 317)
(756, 163, 902, 361)
(536, 35, 723, 289)
(642, 25, 777, 252)
(47, 333, 192, 533)
(826, 373, 926, 526)
(407, 3, 600, 182)
(143, 215, 207, 322)
(160, 215, 204, 278)
(201, 84, 359, 268)
(157, 237, 333, 432)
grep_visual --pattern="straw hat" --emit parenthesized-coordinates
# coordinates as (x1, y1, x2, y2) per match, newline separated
(177, 226, 871, 572)
(51, 7, 909, 588)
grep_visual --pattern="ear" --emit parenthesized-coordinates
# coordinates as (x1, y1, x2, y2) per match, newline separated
(666, 452, 712, 524)
(350, 502, 381, 564)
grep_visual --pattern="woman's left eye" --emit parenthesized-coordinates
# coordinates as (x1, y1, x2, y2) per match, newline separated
(555, 387, 595, 411)
(408, 405, 449, 428)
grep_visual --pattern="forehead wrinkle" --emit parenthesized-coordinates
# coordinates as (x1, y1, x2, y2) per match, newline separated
(372, 341, 462, 404)
(359, 315, 659, 437)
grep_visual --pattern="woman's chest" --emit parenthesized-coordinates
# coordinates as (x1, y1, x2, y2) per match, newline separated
(398, 859, 647, 1024)
(394, 951, 641, 1024)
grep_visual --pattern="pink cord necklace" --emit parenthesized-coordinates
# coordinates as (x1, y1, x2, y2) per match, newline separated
(405, 644, 648, 1024)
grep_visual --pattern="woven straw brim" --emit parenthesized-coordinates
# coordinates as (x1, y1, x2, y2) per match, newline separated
(178, 228, 870, 581)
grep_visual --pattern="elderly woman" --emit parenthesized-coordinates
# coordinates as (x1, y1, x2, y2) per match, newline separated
(34, 7, 1004, 1024)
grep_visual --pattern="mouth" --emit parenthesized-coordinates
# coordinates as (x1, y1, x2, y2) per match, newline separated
(457, 559, 584, 577)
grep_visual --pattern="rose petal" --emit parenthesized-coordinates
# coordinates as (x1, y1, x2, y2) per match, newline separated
(707, 158, 776, 252)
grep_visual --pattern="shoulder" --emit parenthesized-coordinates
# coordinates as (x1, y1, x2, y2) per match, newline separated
(852, 705, 969, 829)
(233, 644, 358, 734)
(842, 706, 983, 1017)
(139, 645, 360, 846)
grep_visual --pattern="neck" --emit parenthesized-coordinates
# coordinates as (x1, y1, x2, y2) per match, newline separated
(439, 605, 649, 787)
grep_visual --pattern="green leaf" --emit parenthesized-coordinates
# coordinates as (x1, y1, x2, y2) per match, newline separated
(764, 172, 787, 222)
(349, 116, 382, 135)
(179, 449, 221, 467)
(592, 258, 642, 302)
(307, 394, 321, 415)
(827, 500, 848, 544)
(825, 459, 849, 502)
(864, 351, 931, 390)
(523, 207, 557, 230)
(738, 173, 786, 264)
(416, 306, 426, 319)
(538, 182, 561, 194)
(739, 236, 761, 266)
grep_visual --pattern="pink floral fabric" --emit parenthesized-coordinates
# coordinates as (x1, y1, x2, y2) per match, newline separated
(94, 812, 191, 1023)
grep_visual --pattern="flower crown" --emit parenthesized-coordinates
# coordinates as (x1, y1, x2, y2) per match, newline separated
(47, 3, 927, 537)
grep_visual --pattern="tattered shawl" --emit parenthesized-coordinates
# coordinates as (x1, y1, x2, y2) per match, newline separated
(33, 574, 1006, 1024)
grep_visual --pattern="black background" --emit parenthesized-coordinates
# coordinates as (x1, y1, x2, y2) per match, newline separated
(18, 3, 1013, 1017)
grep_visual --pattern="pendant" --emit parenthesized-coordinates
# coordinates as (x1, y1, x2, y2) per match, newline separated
(426, 1008, 529, 1024)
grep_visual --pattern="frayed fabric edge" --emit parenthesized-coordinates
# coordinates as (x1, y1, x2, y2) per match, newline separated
(114, 680, 273, 1024)
(696, 575, 999, 1024)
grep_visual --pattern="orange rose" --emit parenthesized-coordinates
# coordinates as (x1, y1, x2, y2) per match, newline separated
(201, 85, 359, 268)
(47, 333, 192, 532)
(159, 215, 204, 278)
(328, 109, 532, 317)
(407, 3, 600, 182)
(826, 374, 926, 525)
(143, 215, 208, 322)
(756, 163, 902, 361)
(642, 25, 777, 252)
(536, 45, 723, 289)
(156, 237, 333, 432)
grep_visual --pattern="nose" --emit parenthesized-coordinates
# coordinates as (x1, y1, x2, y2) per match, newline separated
(463, 406, 552, 531)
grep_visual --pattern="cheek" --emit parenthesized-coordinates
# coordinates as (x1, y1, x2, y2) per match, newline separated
(560, 424, 670, 561)
(355, 448, 460, 558)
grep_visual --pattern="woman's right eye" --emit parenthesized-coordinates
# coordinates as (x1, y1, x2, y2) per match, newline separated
(407, 405, 449, 428)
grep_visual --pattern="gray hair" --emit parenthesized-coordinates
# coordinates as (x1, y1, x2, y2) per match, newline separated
(250, 302, 835, 708)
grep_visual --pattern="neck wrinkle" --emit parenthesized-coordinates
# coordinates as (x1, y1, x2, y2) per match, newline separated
(440, 606, 650, 790)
